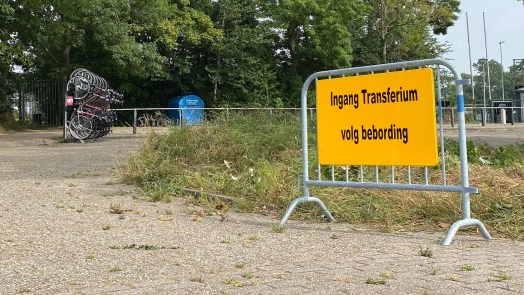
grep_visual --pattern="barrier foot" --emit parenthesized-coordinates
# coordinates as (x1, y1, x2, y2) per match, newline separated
(279, 196, 335, 226)
(442, 218, 492, 246)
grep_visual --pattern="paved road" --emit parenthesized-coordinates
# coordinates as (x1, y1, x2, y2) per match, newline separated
(0, 127, 523, 295)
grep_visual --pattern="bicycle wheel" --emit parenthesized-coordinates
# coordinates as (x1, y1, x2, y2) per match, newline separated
(69, 113, 93, 140)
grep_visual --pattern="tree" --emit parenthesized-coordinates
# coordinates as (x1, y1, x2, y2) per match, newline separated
(357, 0, 459, 64)
(261, 0, 369, 105)
(200, 0, 278, 106)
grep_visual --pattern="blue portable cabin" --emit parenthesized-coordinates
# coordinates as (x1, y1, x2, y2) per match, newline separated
(167, 95, 205, 125)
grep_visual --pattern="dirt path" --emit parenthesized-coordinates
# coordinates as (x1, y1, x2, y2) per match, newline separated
(0, 127, 523, 294)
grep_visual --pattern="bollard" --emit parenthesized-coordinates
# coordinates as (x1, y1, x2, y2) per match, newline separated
(511, 107, 514, 125)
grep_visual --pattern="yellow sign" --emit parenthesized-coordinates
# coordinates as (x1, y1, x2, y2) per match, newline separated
(316, 68, 438, 166)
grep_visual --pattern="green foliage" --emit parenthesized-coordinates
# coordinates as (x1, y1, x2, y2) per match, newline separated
(444, 138, 524, 168)
(4, 0, 460, 108)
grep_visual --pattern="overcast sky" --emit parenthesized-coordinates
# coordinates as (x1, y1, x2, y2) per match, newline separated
(436, 0, 524, 75)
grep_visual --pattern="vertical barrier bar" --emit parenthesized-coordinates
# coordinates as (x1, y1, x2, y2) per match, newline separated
(442, 79, 492, 245)
(436, 66, 447, 185)
(450, 108, 455, 127)
(63, 89, 68, 141)
(133, 109, 137, 134)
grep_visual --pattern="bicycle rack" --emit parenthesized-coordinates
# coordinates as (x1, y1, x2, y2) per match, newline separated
(65, 69, 124, 141)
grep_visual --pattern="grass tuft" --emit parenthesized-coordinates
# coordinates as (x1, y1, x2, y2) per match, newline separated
(488, 272, 512, 282)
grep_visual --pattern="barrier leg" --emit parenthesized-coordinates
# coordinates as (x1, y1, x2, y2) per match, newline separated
(280, 196, 335, 226)
(442, 218, 492, 246)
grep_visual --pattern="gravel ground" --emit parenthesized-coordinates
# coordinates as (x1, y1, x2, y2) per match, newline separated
(0, 126, 523, 295)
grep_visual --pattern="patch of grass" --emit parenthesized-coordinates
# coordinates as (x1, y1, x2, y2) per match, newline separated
(102, 225, 111, 231)
(459, 264, 475, 271)
(366, 278, 386, 285)
(224, 277, 243, 287)
(270, 224, 287, 233)
(419, 247, 433, 258)
(109, 266, 122, 272)
(85, 254, 96, 260)
(109, 203, 125, 214)
(119, 113, 524, 240)
(488, 272, 512, 282)
(247, 234, 260, 242)
(242, 273, 255, 279)
(448, 274, 460, 282)
(221, 237, 232, 244)
(234, 261, 245, 269)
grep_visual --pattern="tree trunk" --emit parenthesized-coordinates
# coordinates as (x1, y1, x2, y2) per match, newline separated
(287, 24, 299, 75)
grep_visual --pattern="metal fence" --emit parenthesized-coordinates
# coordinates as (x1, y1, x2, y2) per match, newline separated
(17, 80, 64, 126)
(276, 59, 493, 246)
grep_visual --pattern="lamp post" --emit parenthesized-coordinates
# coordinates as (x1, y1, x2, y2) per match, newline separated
(479, 58, 488, 126)
(499, 41, 505, 101)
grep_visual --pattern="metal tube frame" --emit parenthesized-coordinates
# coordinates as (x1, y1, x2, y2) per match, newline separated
(279, 59, 492, 246)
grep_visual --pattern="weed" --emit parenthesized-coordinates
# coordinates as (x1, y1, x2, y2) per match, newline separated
(242, 273, 255, 279)
(109, 203, 125, 214)
(430, 267, 438, 275)
(86, 254, 96, 260)
(224, 277, 243, 287)
(247, 235, 260, 242)
(109, 266, 122, 272)
(234, 261, 245, 269)
(448, 275, 460, 282)
(221, 237, 232, 244)
(330, 234, 339, 240)
(419, 247, 433, 258)
(366, 278, 386, 285)
(459, 264, 475, 271)
(488, 272, 512, 282)
(270, 224, 287, 233)
(102, 225, 111, 231)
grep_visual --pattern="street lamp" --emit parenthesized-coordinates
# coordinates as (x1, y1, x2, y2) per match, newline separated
(478, 58, 488, 125)
(499, 41, 505, 101)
